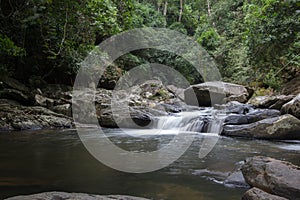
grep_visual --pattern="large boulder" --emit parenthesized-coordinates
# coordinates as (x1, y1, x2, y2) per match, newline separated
(281, 93, 300, 119)
(4, 191, 150, 200)
(249, 95, 295, 110)
(242, 188, 288, 200)
(222, 114, 300, 139)
(281, 76, 300, 95)
(241, 156, 300, 199)
(184, 82, 250, 107)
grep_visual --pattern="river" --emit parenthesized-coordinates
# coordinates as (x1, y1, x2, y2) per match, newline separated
(1, 126, 300, 199)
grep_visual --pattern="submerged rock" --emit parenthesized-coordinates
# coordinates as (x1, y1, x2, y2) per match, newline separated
(224, 161, 249, 188)
(241, 156, 300, 199)
(281, 93, 300, 119)
(184, 82, 250, 107)
(222, 114, 300, 140)
(242, 187, 288, 200)
(4, 191, 150, 200)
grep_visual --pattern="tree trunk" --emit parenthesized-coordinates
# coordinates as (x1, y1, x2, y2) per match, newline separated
(206, 0, 215, 26)
(163, 1, 168, 16)
(178, 0, 183, 22)
(207, 0, 211, 17)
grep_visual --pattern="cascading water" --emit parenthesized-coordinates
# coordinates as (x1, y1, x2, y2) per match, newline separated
(154, 108, 226, 134)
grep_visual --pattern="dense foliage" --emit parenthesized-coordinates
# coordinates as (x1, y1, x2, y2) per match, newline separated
(0, 0, 299, 90)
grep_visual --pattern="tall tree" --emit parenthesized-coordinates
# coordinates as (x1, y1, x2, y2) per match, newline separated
(178, 0, 183, 22)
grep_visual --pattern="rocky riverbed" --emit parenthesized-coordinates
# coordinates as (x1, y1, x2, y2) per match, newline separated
(1, 76, 300, 199)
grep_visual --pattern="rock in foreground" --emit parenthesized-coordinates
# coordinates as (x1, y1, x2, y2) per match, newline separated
(241, 156, 300, 199)
(242, 187, 288, 200)
(4, 191, 150, 200)
(222, 114, 300, 140)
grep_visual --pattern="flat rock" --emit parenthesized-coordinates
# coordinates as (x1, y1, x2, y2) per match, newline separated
(241, 156, 300, 199)
(4, 191, 150, 200)
(242, 187, 288, 200)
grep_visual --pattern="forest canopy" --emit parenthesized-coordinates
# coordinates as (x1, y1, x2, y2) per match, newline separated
(0, 0, 299, 90)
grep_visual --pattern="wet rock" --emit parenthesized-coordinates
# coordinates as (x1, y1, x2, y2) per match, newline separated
(217, 101, 254, 114)
(242, 187, 288, 200)
(246, 109, 280, 123)
(222, 114, 300, 139)
(4, 191, 150, 200)
(249, 95, 295, 110)
(0, 104, 73, 131)
(225, 109, 280, 125)
(281, 76, 300, 95)
(184, 82, 250, 107)
(281, 93, 300, 119)
(225, 114, 249, 125)
(241, 156, 300, 199)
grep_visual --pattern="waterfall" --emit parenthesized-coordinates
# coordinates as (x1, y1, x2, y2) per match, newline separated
(154, 108, 225, 134)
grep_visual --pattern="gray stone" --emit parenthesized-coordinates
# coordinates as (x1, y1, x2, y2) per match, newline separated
(242, 156, 300, 199)
(246, 109, 281, 123)
(242, 188, 288, 200)
(222, 114, 300, 140)
(4, 191, 150, 200)
(184, 82, 250, 107)
(98, 107, 155, 128)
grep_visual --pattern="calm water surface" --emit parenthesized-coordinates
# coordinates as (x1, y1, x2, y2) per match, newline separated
(0, 128, 299, 200)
